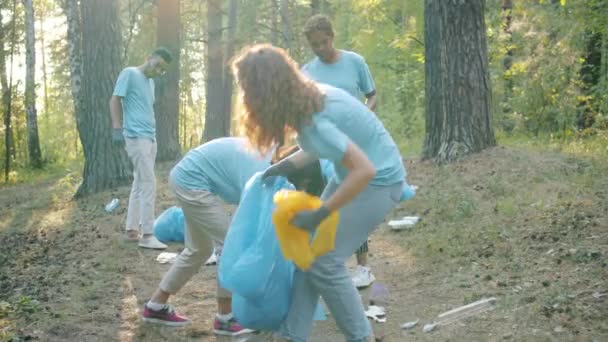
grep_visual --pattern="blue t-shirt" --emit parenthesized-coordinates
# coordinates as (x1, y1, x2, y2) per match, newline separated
(297, 84, 404, 186)
(302, 50, 375, 101)
(112, 67, 156, 140)
(170, 137, 272, 205)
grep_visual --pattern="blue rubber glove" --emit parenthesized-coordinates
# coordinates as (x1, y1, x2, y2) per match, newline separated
(112, 128, 125, 147)
(291, 205, 331, 232)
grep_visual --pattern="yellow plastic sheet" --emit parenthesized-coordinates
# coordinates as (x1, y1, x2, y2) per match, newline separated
(272, 190, 339, 271)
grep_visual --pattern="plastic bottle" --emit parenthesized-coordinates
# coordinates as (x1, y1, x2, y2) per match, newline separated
(105, 198, 120, 213)
(369, 283, 389, 341)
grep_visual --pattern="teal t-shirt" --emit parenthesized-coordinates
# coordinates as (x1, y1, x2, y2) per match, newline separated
(302, 50, 375, 101)
(112, 67, 156, 140)
(297, 84, 404, 186)
(170, 137, 272, 205)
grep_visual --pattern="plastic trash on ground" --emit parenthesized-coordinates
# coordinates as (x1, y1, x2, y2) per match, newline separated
(272, 190, 339, 271)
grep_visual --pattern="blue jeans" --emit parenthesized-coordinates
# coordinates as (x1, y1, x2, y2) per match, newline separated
(278, 180, 403, 342)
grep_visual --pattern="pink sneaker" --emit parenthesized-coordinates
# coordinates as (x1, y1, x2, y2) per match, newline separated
(213, 317, 255, 336)
(142, 304, 190, 327)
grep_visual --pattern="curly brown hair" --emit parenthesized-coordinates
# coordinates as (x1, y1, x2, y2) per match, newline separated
(231, 44, 324, 154)
(303, 14, 334, 39)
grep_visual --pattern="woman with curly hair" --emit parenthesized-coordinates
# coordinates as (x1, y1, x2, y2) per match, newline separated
(231, 44, 405, 342)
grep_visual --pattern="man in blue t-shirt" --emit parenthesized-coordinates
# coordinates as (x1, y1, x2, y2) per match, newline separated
(109, 47, 172, 250)
(301, 14, 379, 288)
(301, 14, 377, 111)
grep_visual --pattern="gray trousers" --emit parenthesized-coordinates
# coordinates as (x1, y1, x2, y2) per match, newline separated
(279, 180, 402, 342)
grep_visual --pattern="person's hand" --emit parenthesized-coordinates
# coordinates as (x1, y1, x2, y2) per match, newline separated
(262, 159, 296, 181)
(112, 128, 125, 147)
(290, 205, 331, 232)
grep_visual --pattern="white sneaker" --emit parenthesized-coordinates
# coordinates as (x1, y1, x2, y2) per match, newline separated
(138, 236, 168, 250)
(352, 265, 376, 289)
(205, 249, 218, 266)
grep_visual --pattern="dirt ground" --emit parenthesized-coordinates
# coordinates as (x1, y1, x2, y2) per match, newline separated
(1, 146, 607, 341)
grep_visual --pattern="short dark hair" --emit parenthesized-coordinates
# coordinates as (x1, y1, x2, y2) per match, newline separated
(303, 14, 334, 38)
(151, 47, 173, 64)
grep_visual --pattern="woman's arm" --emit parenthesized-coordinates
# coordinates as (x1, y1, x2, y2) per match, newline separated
(323, 142, 375, 211)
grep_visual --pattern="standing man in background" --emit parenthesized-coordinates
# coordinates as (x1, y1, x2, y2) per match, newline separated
(110, 47, 173, 250)
(302, 14, 378, 288)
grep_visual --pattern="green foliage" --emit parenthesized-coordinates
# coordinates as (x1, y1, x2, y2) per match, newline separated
(488, 0, 608, 137)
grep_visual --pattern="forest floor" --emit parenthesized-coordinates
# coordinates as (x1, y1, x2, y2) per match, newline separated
(1, 144, 607, 342)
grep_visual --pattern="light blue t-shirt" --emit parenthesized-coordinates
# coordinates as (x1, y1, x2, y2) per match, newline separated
(297, 84, 404, 186)
(302, 50, 375, 101)
(112, 67, 156, 140)
(170, 137, 272, 205)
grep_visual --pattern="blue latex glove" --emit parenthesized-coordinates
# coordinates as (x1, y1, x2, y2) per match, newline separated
(112, 128, 125, 147)
(290, 205, 331, 232)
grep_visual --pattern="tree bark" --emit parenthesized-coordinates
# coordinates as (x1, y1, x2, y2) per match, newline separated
(75, 0, 131, 197)
(38, 6, 49, 121)
(202, 0, 229, 142)
(280, 0, 292, 50)
(422, 0, 495, 163)
(3, 0, 18, 182)
(23, 0, 43, 168)
(221, 0, 237, 129)
(154, 0, 181, 161)
(0, 8, 11, 182)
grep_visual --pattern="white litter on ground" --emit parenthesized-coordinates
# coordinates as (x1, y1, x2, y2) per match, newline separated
(156, 252, 178, 264)
(388, 216, 420, 230)
(423, 297, 497, 333)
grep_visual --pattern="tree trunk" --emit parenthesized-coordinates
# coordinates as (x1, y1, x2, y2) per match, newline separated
(422, 0, 495, 163)
(280, 0, 292, 51)
(501, 0, 513, 107)
(271, 0, 279, 45)
(154, 0, 181, 161)
(75, 0, 131, 197)
(3, 0, 17, 182)
(23, 0, 43, 168)
(0, 9, 11, 182)
(221, 0, 237, 129)
(311, 0, 320, 14)
(202, 0, 229, 142)
(38, 6, 49, 121)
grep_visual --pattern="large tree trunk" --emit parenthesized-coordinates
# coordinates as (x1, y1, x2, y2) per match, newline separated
(202, 0, 229, 142)
(154, 0, 181, 161)
(422, 0, 495, 163)
(23, 0, 43, 168)
(75, 0, 131, 197)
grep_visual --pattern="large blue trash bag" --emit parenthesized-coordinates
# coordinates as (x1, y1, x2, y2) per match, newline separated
(153, 206, 185, 243)
(219, 173, 295, 330)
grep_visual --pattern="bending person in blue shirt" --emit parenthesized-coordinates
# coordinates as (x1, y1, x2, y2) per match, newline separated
(109, 47, 173, 250)
(141, 137, 267, 334)
(302, 15, 379, 287)
(141, 137, 326, 336)
(231, 44, 405, 342)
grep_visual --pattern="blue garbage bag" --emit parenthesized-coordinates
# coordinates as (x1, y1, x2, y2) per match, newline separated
(219, 173, 295, 330)
(400, 183, 416, 202)
(153, 206, 185, 243)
